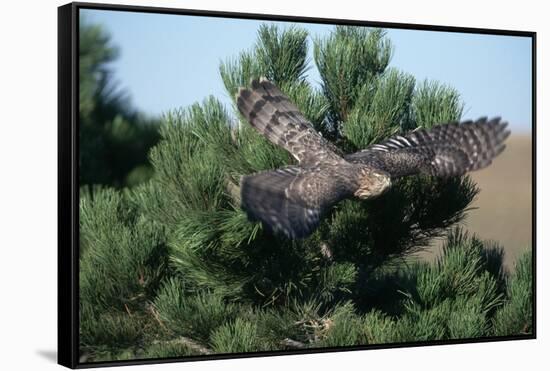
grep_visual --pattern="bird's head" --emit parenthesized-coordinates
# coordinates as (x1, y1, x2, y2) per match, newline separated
(354, 168, 391, 199)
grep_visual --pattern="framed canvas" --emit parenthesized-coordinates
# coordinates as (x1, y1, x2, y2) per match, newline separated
(58, 2, 536, 368)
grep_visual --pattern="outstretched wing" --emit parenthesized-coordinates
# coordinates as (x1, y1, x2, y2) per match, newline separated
(346, 117, 510, 178)
(236, 78, 342, 166)
(241, 166, 350, 239)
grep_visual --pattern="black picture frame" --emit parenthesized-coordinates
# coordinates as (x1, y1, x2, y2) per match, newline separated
(58, 2, 537, 368)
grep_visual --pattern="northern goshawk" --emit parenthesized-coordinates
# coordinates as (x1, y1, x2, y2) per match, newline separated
(237, 78, 510, 239)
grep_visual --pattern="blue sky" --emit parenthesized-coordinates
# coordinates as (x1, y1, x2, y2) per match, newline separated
(81, 9, 533, 133)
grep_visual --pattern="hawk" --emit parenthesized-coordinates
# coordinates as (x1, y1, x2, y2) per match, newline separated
(236, 78, 510, 239)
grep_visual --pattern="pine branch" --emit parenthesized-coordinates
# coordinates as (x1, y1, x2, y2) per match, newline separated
(225, 176, 241, 206)
(153, 337, 213, 355)
(281, 338, 307, 349)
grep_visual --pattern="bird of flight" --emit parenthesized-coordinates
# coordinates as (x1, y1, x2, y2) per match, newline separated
(236, 78, 510, 239)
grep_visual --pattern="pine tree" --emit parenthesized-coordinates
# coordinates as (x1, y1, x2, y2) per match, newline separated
(79, 19, 160, 189)
(79, 24, 532, 362)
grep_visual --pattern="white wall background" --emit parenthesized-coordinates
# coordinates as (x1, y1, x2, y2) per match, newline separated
(0, 0, 546, 370)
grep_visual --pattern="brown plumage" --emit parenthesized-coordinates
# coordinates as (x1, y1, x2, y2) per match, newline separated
(237, 78, 510, 239)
